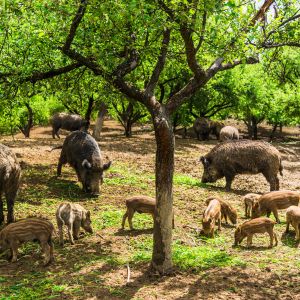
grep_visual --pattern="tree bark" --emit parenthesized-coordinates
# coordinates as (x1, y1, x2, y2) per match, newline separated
(93, 102, 107, 140)
(84, 96, 95, 131)
(19, 102, 33, 138)
(151, 105, 174, 274)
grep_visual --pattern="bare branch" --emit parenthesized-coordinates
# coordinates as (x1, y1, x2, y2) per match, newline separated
(145, 28, 171, 96)
(261, 42, 300, 48)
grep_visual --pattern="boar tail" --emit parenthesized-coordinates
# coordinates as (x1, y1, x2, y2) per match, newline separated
(279, 159, 283, 176)
(49, 145, 63, 152)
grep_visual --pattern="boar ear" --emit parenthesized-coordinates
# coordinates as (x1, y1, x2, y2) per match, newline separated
(103, 161, 112, 171)
(82, 159, 92, 169)
(200, 156, 210, 166)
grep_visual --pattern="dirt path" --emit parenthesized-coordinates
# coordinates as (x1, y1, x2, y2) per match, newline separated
(0, 121, 300, 299)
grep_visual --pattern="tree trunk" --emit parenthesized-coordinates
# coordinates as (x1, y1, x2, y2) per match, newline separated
(269, 123, 278, 141)
(19, 102, 33, 138)
(279, 122, 283, 133)
(151, 105, 174, 274)
(124, 121, 132, 137)
(93, 102, 107, 140)
(84, 96, 95, 131)
(252, 118, 258, 140)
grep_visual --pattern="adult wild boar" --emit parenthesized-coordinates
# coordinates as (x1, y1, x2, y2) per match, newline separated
(209, 121, 224, 140)
(219, 126, 239, 141)
(200, 140, 283, 191)
(0, 144, 21, 225)
(193, 117, 210, 141)
(57, 131, 111, 195)
(50, 113, 88, 139)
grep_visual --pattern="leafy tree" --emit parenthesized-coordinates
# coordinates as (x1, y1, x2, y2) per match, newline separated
(1, 0, 300, 274)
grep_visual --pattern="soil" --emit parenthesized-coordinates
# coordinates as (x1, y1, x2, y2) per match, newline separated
(0, 120, 300, 300)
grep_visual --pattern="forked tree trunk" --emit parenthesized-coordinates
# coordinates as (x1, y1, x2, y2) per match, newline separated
(151, 106, 174, 274)
(84, 96, 95, 131)
(93, 102, 107, 140)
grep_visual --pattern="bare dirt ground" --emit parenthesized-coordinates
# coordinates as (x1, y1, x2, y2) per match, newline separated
(0, 120, 300, 300)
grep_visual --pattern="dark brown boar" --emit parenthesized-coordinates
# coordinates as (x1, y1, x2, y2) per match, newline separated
(193, 117, 210, 141)
(200, 140, 283, 191)
(57, 131, 111, 195)
(50, 113, 88, 139)
(0, 217, 55, 265)
(209, 121, 224, 140)
(219, 126, 239, 141)
(0, 144, 21, 225)
(251, 190, 300, 223)
(234, 217, 278, 248)
(121, 196, 175, 230)
(201, 199, 221, 237)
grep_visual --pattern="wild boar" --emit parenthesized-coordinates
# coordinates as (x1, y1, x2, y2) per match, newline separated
(50, 113, 88, 139)
(234, 217, 278, 248)
(56, 203, 93, 246)
(206, 196, 237, 225)
(285, 206, 300, 242)
(219, 126, 239, 141)
(0, 217, 55, 265)
(201, 199, 221, 237)
(121, 196, 174, 230)
(209, 121, 224, 140)
(0, 144, 21, 225)
(243, 193, 260, 218)
(251, 190, 300, 223)
(57, 131, 111, 195)
(193, 117, 210, 141)
(200, 140, 283, 191)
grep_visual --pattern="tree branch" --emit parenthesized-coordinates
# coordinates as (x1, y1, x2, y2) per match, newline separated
(250, 0, 275, 26)
(195, 10, 207, 52)
(62, 0, 88, 52)
(145, 28, 171, 96)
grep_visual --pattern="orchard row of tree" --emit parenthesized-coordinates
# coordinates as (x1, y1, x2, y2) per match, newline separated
(0, 55, 299, 138)
(0, 0, 299, 273)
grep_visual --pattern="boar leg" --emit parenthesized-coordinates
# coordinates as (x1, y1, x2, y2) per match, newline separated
(217, 217, 221, 231)
(272, 209, 280, 223)
(73, 223, 80, 240)
(267, 229, 275, 248)
(58, 225, 64, 246)
(285, 219, 290, 233)
(67, 224, 75, 245)
(49, 239, 54, 262)
(127, 209, 135, 230)
(0, 194, 4, 225)
(245, 204, 248, 218)
(295, 224, 300, 241)
(224, 174, 234, 191)
(41, 241, 51, 266)
(246, 234, 253, 247)
(57, 153, 67, 176)
(121, 211, 128, 229)
(273, 232, 278, 246)
(10, 241, 19, 262)
(6, 190, 17, 224)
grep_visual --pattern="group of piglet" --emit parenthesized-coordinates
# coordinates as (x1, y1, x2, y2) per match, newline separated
(201, 190, 300, 248)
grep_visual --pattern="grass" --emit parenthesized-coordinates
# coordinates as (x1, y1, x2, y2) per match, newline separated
(1, 134, 300, 299)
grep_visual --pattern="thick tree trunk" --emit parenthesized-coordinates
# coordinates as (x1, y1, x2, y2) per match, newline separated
(151, 106, 174, 274)
(124, 121, 132, 137)
(269, 123, 278, 141)
(279, 122, 283, 133)
(93, 102, 107, 140)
